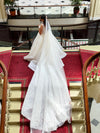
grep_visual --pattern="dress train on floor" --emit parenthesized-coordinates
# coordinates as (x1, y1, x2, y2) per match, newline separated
(21, 24, 71, 133)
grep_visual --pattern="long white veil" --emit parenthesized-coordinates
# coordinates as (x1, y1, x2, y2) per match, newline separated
(22, 15, 71, 133)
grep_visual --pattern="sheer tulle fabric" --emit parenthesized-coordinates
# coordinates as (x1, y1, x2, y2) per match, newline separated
(21, 21, 71, 133)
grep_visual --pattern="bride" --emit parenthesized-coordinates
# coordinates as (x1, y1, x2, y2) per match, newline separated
(21, 15, 72, 133)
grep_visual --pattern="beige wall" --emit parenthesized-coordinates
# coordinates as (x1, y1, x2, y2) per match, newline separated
(89, 0, 100, 20)
(0, 0, 7, 22)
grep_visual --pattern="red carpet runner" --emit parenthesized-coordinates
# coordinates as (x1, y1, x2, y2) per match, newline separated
(8, 52, 82, 82)
(8, 51, 82, 133)
(80, 49, 97, 66)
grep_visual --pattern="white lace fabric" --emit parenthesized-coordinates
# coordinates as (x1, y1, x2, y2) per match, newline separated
(21, 18, 72, 133)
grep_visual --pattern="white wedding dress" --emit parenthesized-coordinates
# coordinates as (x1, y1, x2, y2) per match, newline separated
(21, 20, 71, 133)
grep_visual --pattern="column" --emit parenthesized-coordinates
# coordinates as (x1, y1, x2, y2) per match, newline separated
(0, 0, 7, 22)
(89, 0, 100, 20)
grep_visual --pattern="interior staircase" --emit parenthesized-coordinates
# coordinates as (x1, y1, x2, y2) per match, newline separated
(69, 82, 86, 133)
(0, 46, 96, 133)
(4, 81, 86, 133)
(5, 82, 22, 133)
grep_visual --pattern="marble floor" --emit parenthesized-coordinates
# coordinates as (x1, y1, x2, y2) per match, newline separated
(13, 0, 90, 15)
(90, 99, 100, 133)
(15, 0, 90, 6)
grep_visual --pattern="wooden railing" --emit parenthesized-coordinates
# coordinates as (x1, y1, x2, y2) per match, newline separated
(0, 61, 8, 133)
(82, 52, 100, 133)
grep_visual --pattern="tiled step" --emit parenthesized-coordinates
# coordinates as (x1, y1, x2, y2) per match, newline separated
(71, 99, 84, 108)
(8, 88, 83, 101)
(5, 122, 86, 133)
(7, 101, 85, 113)
(5, 124, 20, 133)
(69, 82, 83, 100)
(72, 122, 86, 133)
(9, 90, 22, 100)
(70, 89, 83, 97)
(6, 110, 85, 124)
(7, 100, 84, 113)
(6, 113, 20, 124)
(7, 101, 21, 112)
(72, 110, 85, 121)
(69, 82, 82, 89)
(8, 89, 83, 100)
(9, 83, 22, 89)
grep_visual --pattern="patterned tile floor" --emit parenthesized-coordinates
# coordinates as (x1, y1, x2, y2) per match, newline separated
(14, 0, 90, 15)
(16, 0, 90, 6)
(90, 100, 100, 133)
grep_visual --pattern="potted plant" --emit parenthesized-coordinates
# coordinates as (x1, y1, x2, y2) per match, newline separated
(70, 0, 82, 16)
(4, 0, 16, 16)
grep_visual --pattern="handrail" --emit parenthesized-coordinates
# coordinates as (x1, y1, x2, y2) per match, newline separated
(82, 52, 100, 133)
(0, 19, 100, 49)
(12, 37, 88, 50)
(0, 61, 8, 133)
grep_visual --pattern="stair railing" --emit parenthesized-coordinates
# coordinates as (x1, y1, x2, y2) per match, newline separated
(0, 61, 8, 133)
(82, 52, 100, 133)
